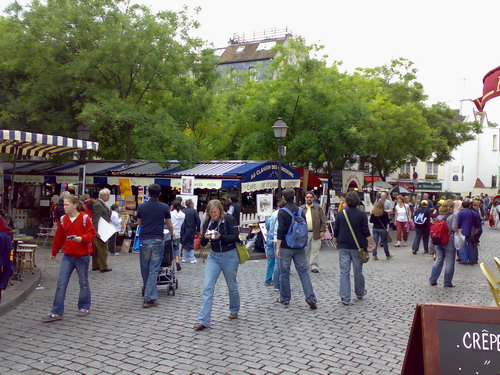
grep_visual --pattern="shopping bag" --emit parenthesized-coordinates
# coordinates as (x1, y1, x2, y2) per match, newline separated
(236, 242, 250, 264)
(454, 232, 465, 251)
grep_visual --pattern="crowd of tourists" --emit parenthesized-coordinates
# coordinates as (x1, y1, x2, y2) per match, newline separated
(39, 184, 497, 330)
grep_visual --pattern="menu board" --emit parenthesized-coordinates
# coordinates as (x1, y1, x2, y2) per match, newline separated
(402, 303, 500, 375)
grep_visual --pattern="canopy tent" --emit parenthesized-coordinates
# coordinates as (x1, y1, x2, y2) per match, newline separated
(363, 180, 393, 192)
(0, 129, 99, 214)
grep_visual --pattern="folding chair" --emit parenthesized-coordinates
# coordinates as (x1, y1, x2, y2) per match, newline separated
(479, 263, 500, 307)
(494, 257, 500, 274)
(37, 226, 56, 247)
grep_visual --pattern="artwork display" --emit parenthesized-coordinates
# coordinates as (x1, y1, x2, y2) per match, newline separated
(181, 176, 195, 195)
(256, 194, 273, 217)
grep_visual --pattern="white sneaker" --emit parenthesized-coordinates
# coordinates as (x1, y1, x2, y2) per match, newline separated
(181, 259, 187, 263)
(190, 259, 198, 264)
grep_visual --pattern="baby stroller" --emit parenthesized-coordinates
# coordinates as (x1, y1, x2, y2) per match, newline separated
(157, 238, 178, 295)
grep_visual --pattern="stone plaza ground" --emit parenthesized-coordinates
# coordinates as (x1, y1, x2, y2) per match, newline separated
(0, 227, 498, 374)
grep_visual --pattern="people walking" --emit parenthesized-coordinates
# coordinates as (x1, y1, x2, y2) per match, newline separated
(369, 201, 393, 260)
(137, 184, 175, 308)
(276, 188, 317, 309)
(43, 195, 96, 322)
(180, 199, 201, 263)
(491, 202, 500, 229)
(429, 200, 457, 287)
(301, 191, 327, 273)
(171, 200, 185, 271)
(108, 204, 122, 255)
(265, 198, 285, 291)
(194, 200, 240, 331)
(412, 200, 431, 254)
(91, 188, 112, 273)
(333, 191, 376, 305)
(375, 191, 393, 213)
(394, 195, 411, 247)
(264, 215, 276, 286)
(227, 195, 241, 227)
(457, 200, 482, 265)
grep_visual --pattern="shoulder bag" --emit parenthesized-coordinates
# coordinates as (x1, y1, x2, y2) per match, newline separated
(343, 210, 369, 263)
(223, 216, 249, 264)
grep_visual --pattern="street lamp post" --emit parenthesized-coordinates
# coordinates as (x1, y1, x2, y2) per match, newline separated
(370, 154, 377, 204)
(76, 123, 91, 196)
(272, 118, 288, 199)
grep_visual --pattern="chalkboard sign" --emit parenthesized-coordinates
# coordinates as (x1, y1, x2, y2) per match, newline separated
(331, 170, 343, 195)
(402, 303, 500, 375)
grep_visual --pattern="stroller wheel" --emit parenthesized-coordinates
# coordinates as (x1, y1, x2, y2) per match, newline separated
(175, 279, 179, 289)
(171, 285, 175, 296)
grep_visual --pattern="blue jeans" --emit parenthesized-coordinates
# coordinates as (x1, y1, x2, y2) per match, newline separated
(198, 249, 240, 327)
(265, 257, 275, 284)
(429, 240, 455, 286)
(172, 238, 180, 257)
(279, 247, 316, 303)
(459, 237, 476, 264)
(412, 226, 429, 253)
(339, 248, 365, 303)
(372, 228, 390, 257)
(139, 238, 164, 301)
(182, 239, 195, 262)
(51, 254, 91, 315)
(274, 257, 281, 291)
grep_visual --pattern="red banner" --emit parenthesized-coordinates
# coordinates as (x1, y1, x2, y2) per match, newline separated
(473, 66, 500, 112)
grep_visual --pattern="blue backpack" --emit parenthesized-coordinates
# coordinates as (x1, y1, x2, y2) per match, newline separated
(414, 211, 427, 225)
(282, 207, 308, 248)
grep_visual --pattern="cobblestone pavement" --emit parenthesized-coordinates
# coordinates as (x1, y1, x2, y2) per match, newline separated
(1, 227, 498, 375)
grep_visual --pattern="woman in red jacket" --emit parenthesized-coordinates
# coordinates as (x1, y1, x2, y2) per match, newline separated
(43, 195, 96, 322)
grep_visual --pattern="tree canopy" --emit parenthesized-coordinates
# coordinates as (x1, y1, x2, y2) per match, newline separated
(0, 1, 481, 174)
(0, 0, 219, 164)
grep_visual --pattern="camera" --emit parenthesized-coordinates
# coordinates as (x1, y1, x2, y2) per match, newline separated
(207, 230, 218, 240)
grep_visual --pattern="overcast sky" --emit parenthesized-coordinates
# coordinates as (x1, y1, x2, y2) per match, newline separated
(141, 0, 500, 124)
(2, 0, 499, 123)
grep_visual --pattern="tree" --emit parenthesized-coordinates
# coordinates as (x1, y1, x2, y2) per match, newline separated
(0, 0, 219, 164)
(357, 58, 481, 180)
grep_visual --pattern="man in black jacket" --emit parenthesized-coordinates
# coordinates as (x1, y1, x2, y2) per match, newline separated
(412, 200, 431, 254)
(333, 191, 376, 305)
(181, 199, 201, 263)
(276, 189, 317, 309)
(227, 195, 240, 226)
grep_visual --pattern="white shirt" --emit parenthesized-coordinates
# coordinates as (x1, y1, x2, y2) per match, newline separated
(171, 209, 186, 239)
(395, 204, 410, 222)
(110, 210, 122, 232)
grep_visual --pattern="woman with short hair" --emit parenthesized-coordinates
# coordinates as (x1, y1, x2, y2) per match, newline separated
(194, 200, 240, 331)
(394, 195, 411, 247)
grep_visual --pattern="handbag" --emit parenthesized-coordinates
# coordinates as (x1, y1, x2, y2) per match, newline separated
(386, 231, 393, 243)
(404, 205, 415, 231)
(343, 210, 369, 263)
(236, 242, 250, 264)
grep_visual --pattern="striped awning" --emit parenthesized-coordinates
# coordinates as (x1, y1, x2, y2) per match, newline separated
(0, 129, 99, 158)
